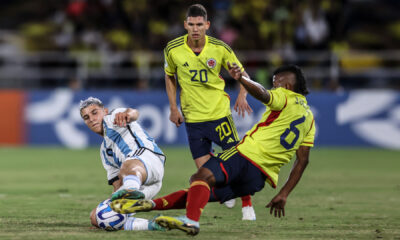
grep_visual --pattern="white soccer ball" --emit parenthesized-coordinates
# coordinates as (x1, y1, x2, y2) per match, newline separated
(95, 199, 127, 231)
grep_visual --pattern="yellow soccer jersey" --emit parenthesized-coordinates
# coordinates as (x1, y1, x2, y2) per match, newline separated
(164, 34, 244, 123)
(236, 87, 315, 188)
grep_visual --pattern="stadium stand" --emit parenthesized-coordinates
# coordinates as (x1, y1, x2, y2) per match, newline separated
(0, 0, 399, 90)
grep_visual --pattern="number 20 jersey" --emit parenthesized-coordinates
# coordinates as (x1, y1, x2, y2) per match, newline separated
(236, 87, 316, 188)
(164, 34, 243, 123)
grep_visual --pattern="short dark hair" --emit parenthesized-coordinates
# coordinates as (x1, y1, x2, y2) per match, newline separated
(273, 65, 309, 96)
(186, 4, 207, 20)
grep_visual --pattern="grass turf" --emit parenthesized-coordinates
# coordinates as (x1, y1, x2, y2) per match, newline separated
(0, 147, 399, 240)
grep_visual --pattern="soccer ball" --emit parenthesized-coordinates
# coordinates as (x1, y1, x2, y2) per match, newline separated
(95, 199, 127, 231)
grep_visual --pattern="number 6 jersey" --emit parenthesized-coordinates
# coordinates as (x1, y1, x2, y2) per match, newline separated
(236, 87, 315, 188)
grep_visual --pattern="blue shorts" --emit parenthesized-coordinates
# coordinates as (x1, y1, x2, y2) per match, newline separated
(202, 148, 267, 203)
(185, 115, 240, 159)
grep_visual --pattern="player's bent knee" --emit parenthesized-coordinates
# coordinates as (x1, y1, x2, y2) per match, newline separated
(190, 167, 216, 187)
(120, 159, 147, 182)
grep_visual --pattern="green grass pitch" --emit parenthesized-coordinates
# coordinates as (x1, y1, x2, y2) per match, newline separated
(0, 147, 399, 240)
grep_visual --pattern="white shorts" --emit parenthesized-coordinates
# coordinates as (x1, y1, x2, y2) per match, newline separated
(124, 149, 165, 199)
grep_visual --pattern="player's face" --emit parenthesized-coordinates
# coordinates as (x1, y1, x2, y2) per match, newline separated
(272, 72, 296, 91)
(81, 104, 108, 135)
(184, 16, 210, 41)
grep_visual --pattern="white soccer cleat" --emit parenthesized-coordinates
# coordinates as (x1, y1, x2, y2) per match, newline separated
(223, 198, 236, 208)
(242, 206, 256, 221)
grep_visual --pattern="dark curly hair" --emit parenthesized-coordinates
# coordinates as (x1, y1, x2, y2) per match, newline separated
(273, 65, 309, 96)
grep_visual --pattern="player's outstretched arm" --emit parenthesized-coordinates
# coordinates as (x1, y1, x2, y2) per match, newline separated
(266, 146, 310, 217)
(165, 74, 184, 127)
(234, 71, 253, 118)
(227, 62, 270, 105)
(114, 108, 139, 127)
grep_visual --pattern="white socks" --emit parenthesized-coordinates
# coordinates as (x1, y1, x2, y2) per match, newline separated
(124, 217, 149, 231)
(123, 175, 142, 190)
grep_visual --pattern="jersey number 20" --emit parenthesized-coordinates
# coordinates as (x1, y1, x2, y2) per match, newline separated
(215, 122, 232, 141)
(190, 69, 208, 83)
(280, 116, 305, 149)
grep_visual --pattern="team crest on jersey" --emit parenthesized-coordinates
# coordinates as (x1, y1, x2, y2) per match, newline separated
(206, 58, 216, 69)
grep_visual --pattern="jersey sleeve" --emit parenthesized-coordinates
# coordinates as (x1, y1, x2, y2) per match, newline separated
(103, 108, 127, 126)
(164, 48, 176, 76)
(266, 88, 287, 111)
(301, 118, 316, 147)
(222, 49, 244, 72)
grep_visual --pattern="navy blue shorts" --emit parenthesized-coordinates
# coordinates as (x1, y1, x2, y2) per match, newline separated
(185, 115, 240, 159)
(202, 148, 267, 203)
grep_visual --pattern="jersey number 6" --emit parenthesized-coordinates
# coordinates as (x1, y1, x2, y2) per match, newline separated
(280, 116, 305, 150)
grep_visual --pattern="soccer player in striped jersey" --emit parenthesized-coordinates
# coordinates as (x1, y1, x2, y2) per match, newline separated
(110, 65, 315, 236)
(164, 3, 255, 220)
(80, 97, 166, 231)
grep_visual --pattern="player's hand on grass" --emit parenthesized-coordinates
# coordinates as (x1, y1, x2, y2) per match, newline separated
(227, 62, 242, 81)
(266, 194, 287, 218)
(234, 94, 253, 118)
(170, 108, 184, 127)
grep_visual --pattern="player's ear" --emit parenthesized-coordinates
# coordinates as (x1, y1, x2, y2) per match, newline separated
(104, 108, 109, 115)
(287, 75, 296, 91)
(206, 21, 210, 30)
(285, 82, 294, 91)
(184, 20, 188, 30)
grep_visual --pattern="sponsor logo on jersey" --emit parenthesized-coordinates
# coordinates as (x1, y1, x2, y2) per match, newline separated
(206, 58, 216, 69)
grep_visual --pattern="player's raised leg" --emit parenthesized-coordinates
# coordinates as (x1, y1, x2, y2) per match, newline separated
(113, 168, 214, 235)
(111, 189, 189, 213)
(155, 168, 214, 235)
(111, 159, 146, 200)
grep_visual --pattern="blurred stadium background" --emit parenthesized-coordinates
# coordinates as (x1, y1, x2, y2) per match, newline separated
(1, 0, 400, 239)
(0, 0, 399, 148)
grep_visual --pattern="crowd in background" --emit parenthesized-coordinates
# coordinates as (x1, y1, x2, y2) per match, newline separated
(0, 0, 399, 90)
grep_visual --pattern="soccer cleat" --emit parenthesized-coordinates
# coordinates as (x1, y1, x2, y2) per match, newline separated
(148, 214, 166, 231)
(155, 215, 200, 236)
(110, 188, 145, 201)
(242, 206, 256, 221)
(223, 198, 236, 208)
(110, 199, 154, 214)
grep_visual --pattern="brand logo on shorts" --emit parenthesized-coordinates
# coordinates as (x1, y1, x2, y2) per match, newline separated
(206, 58, 216, 69)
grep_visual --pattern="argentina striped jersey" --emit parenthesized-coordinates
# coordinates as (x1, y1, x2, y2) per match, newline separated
(99, 108, 165, 182)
